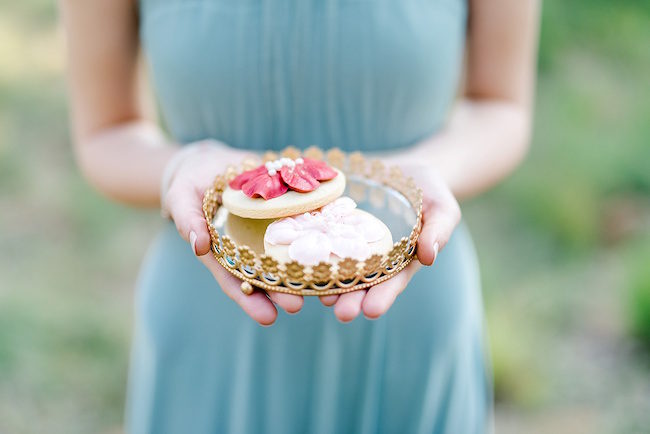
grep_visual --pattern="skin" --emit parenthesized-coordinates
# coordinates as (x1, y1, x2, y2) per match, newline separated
(61, 0, 540, 326)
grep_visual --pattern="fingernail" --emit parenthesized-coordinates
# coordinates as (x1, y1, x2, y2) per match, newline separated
(190, 230, 198, 255)
(432, 242, 439, 263)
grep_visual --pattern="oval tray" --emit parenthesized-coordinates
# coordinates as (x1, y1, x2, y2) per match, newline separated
(202, 147, 423, 296)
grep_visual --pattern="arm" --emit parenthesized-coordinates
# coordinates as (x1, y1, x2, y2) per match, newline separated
(330, 0, 541, 321)
(60, 0, 302, 324)
(61, 0, 175, 207)
(390, 0, 540, 200)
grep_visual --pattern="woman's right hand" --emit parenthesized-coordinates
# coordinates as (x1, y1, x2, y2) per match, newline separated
(161, 140, 304, 325)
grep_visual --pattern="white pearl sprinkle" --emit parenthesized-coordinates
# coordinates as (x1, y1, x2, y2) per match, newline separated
(280, 157, 292, 165)
(267, 168, 277, 176)
(265, 161, 274, 170)
(287, 160, 295, 168)
(295, 158, 304, 164)
(272, 161, 283, 171)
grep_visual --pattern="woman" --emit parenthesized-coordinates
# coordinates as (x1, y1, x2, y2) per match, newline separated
(61, 0, 538, 432)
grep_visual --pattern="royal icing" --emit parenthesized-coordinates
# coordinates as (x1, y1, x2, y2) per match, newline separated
(229, 157, 337, 199)
(264, 197, 385, 265)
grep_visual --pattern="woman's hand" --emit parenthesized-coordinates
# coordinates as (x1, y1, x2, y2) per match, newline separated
(162, 141, 304, 326)
(320, 163, 461, 322)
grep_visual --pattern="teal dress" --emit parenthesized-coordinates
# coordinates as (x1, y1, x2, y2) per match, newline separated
(128, 1, 491, 433)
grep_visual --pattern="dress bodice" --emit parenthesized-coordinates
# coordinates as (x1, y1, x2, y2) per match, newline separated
(129, 4, 491, 433)
(139, 0, 467, 151)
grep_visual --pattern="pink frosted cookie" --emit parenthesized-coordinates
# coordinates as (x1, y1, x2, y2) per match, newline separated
(222, 157, 346, 219)
(263, 197, 393, 265)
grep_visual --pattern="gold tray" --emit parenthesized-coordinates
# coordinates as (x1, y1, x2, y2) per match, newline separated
(202, 147, 423, 296)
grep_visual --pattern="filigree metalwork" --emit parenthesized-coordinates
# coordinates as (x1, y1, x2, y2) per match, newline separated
(202, 147, 423, 296)
(326, 148, 346, 170)
(303, 146, 324, 161)
(238, 245, 256, 268)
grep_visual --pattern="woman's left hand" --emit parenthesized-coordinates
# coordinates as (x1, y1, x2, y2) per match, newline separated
(319, 163, 462, 322)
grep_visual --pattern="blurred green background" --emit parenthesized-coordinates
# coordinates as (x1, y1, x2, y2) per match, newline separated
(1, 1, 649, 433)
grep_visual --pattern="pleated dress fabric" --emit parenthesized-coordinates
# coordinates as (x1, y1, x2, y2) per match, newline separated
(127, 1, 491, 433)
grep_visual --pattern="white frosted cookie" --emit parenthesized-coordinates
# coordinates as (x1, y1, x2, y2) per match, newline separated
(263, 197, 393, 265)
(223, 157, 346, 219)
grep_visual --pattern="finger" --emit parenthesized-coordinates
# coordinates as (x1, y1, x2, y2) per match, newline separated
(268, 292, 304, 314)
(319, 294, 339, 306)
(166, 185, 212, 256)
(198, 254, 278, 326)
(362, 262, 421, 319)
(334, 290, 366, 323)
(417, 196, 461, 266)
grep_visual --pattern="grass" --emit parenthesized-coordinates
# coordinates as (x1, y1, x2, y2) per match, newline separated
(1, 0, 649, 433)
(625, 237, 650, 348)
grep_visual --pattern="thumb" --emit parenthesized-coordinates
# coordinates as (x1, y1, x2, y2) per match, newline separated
(417, 196, 461, 266)
(166, 185, 212, 256)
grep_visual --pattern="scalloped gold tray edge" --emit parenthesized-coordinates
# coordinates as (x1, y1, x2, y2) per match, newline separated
(202, 146, 423, 296)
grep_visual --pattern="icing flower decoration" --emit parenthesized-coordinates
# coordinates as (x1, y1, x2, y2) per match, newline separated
(264, 197, 386, 265)
(229, 157, 337, 199)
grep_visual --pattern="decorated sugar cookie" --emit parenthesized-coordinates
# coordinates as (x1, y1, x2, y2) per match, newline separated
(263, 197, 393, 265)
(222, 157, 346, 219)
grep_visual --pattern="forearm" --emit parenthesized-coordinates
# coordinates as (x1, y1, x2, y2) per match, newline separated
(74, 120, 178, 207)
(389, 99, 532, 199)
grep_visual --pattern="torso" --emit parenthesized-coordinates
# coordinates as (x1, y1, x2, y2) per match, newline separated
(128, 2, 490, 433)
(139, 0, 467, 150)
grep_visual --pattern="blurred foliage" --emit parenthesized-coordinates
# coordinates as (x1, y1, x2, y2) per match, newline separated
(0, 0, 649, 433)
(472, 4, 650, 425)
(488, 308, 547, 408)
(625, 238, 650, 348)
(504, 0, 650, 253)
